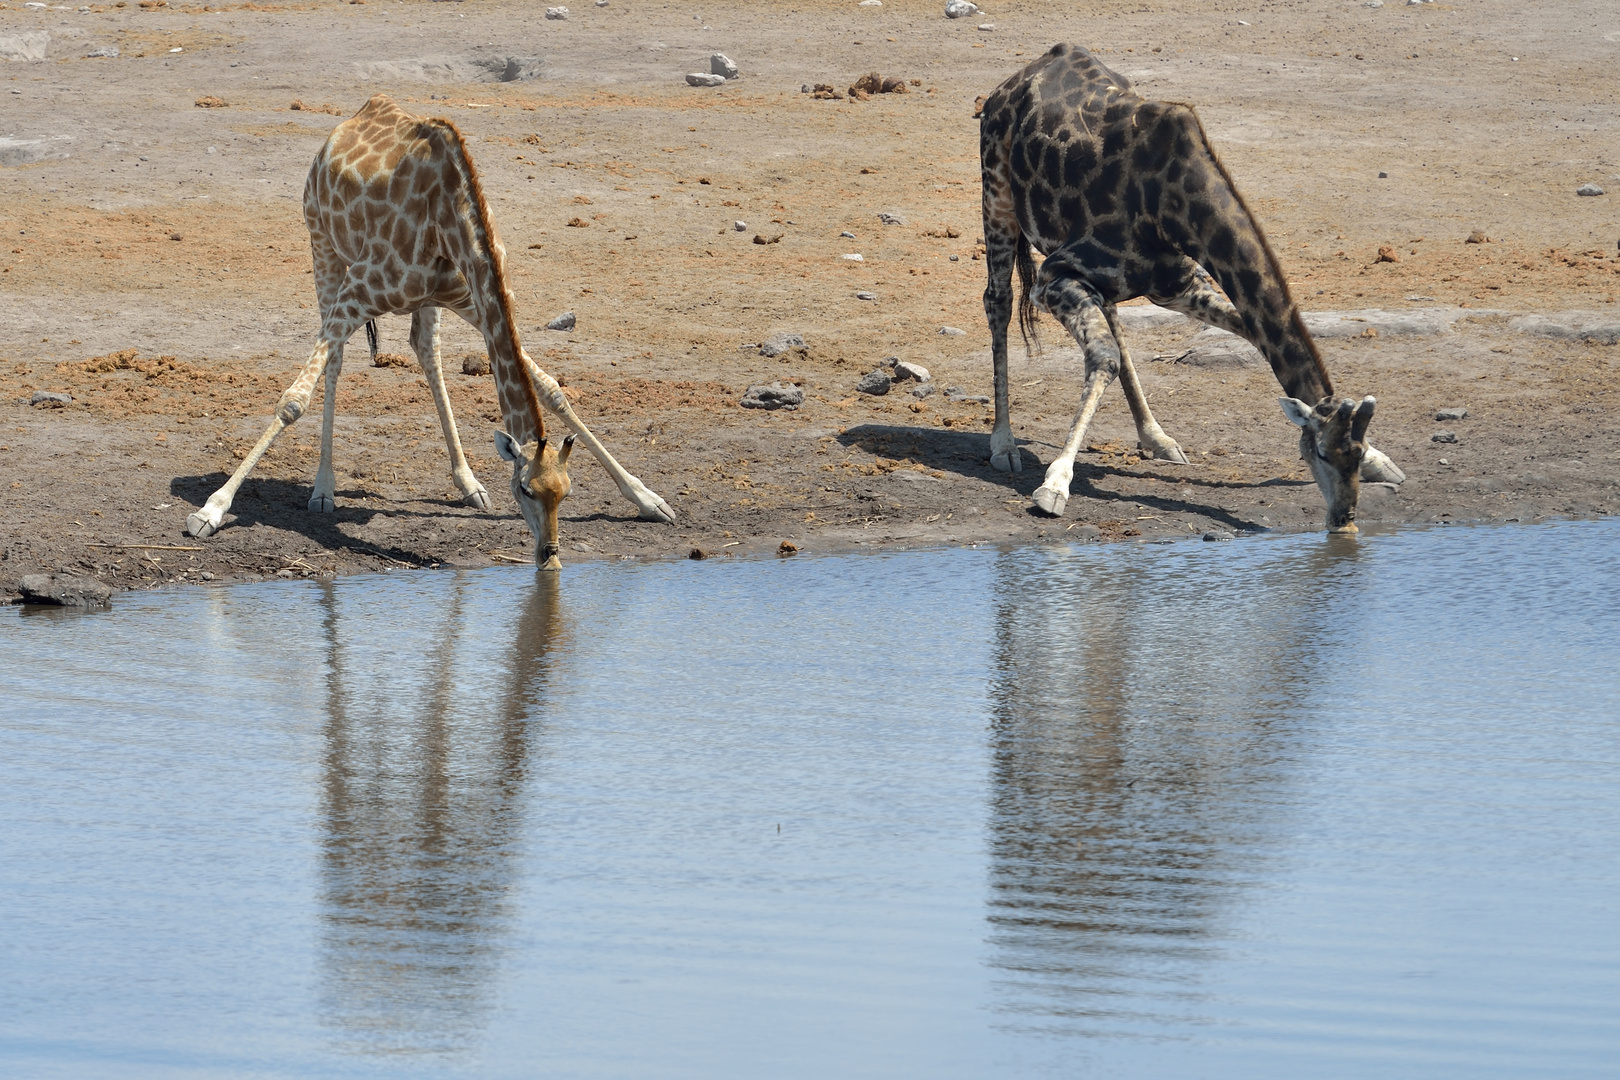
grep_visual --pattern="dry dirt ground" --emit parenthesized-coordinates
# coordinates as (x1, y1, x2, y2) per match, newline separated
(2, 0, 1618, 595)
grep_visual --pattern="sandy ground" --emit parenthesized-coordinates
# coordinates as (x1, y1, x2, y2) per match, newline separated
(2, 0, 1618, 594)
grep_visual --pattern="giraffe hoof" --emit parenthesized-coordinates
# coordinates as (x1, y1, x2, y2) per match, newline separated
(991, 451, 1023, 474)
(186, 511, 219, 539)
(1031, 485, 1068, 517)
(308, 494, 336, 514)
(464, 487, 492, 512)
(1360, 447, 1406, 485)
(639, 495, 676, 525)
(1153, 444, 1190, 465)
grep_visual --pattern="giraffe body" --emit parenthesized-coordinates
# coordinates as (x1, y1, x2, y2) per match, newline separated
(979, 44, 1403, 531)
(186, 95, 672, 567)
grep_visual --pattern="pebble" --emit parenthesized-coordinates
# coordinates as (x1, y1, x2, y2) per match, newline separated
(29, 391, 72, 407)
(909, 382, 937, 399)
(854, 290, 877, 300)
(85, 46, 118, 58)
(842, 253, 864, 261)
(944, 0, 978, 17)
(857, 370, 892, 395)
(860, 0, 882, 6)
(760, 332, 806, 357)
(740, 382, 804, 410)
(17, 574, 111, 608)
(977, 23, 995, 31)
(544, 5, 568, 18)
(944, 388, 990, 403)
(1576, 183, 1605, 197)
(710, 53, 738, 79)
(596, 0, 608, 6)
(938, 325, 966, 336)
(878, 211, 906, 225)
(949, 254, 959, 261)
(1432, 430, 1458, 444)
(1435, 406, 1468, 421)
(686, 72, 726, 87)
(545, 310, 576, 331)
(840, 230, 856, 238)
(733, 220, 747, 231)
(200, 571, 214, 581)
(1203, 530, 1235, 541)
(23, 2, 47, 8)
(1365, 0, 1383, 7)
(892, 359, 931, 381)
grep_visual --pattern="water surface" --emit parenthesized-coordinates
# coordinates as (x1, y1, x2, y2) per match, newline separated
(3, 521, 1618, 1078)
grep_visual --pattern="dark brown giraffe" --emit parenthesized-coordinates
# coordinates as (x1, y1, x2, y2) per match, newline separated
(185, 95, 673, 568)
(979, 44, 1404, 531)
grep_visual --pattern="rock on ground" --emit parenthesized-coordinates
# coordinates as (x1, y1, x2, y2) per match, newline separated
(1435, 407, 1469, 421)
(857, 370, 892, 395)
(545, 310, 576, 331)
(760, 332, 806, 357)
(17, 573, 112, 608)
(1508, 312, 1620, 345)
(545, 6, 569, 19)
(944, 0, 978, 17)
(710, 53, 738, 79)
(739, 382, 804, 410)
(892, 359, 930, 382)
(687, 72, 726, 87)
(1170, 327, 1263, 368)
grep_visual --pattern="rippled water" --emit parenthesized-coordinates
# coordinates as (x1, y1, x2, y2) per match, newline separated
(3, 521, 1618, 1078)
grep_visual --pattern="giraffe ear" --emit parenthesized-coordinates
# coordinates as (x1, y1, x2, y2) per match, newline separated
(494, 430, 522, 462)
(1278, 398, 1316, 429)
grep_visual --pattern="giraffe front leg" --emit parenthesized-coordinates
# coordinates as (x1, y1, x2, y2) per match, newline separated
(412, 307, 491, 510)
(1031, 277, 1120, 517)
(1153, 260, 1246, 336)
(1106, 307, 1189, 465)
(522, 354, 676, 524)
(189, 339, 335, 537)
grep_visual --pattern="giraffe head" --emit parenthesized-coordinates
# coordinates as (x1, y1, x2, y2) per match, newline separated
(1279, 395, 1376, 533)
(494, 430, 575, 570)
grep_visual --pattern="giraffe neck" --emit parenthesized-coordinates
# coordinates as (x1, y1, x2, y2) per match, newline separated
(1170, 118, 1334, 403)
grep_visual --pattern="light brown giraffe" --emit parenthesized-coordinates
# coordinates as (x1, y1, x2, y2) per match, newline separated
(979, 44, 1404, 531)
(186, 94, 673, 568)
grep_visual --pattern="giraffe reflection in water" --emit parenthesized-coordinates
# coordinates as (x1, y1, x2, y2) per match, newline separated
(313, 575, 567, 1054)
(984, 536, 1363, 1034)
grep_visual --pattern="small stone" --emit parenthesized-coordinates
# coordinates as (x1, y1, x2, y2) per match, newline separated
(1203, 530, 1234, 541)
(200, 571, 214, 581)
(1364, 0, 1383, 7)
(878, 211, 906, 226)
(949, 254, 959, 261)
(977, 23, 995, 31)
(893, 359, 931, 382)
(840, 230, 856, 238)
(733, 220, 747, 231)
(1432, 430, 1458, 444)
(1466, 229, 1488, 243)
(909, 382, 937, 399)
(842, 253, 864, 261)
(462, 351, 491, 376)
(17, 574, 112, 608)
(1435, 406, 1468, 421)
(1375, 245, 1400, 263)
(1576, 183, 1605, 197)
(860, 0, 882, 6)
(854, 290, 877, 301)
(545, 310, 576, 331)
(740, 382, 804, 410)
(944, 0, 978, 17)
(29, 391, 72, 408)
(85, 46, 118, 58)
(1438, 458, 1451, 466)
(688, 547, 707, 560)
(687, 72, 726, 87)
(1377, 171, 1388, 178)
(544, 5, 568, 18)
(938, 325, 966, 336)
(596, 0, 608, 5)
(710, 53, 738, 79)
(857, 370, 892, 395)
(777, 540, 799, 556)
(760, 332, 806, 357)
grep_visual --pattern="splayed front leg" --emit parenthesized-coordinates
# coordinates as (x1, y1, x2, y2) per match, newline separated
(1029, 275, 1121, 518)
(412, 308, 491, 511)
(1361, 445, 1406, 484)
(523, 355, 675, 524)
(308, 339, 344, 514)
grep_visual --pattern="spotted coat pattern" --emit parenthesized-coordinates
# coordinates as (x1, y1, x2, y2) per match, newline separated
(978, 44, 1394, 530)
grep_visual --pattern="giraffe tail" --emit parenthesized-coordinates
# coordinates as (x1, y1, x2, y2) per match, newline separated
(1015, 231, 1041, 356)
(364, 320, 378, 365)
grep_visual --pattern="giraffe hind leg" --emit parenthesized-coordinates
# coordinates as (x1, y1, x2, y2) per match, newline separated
(982, 223, 1024, 473)
(411, 306, 491, 510)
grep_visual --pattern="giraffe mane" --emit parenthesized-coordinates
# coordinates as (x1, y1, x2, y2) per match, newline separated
(1173, 104, 1334, 397)
(420, 115, 548, 440)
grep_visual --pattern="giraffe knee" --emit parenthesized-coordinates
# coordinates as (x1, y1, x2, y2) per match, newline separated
(275, 392, 309, 425)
